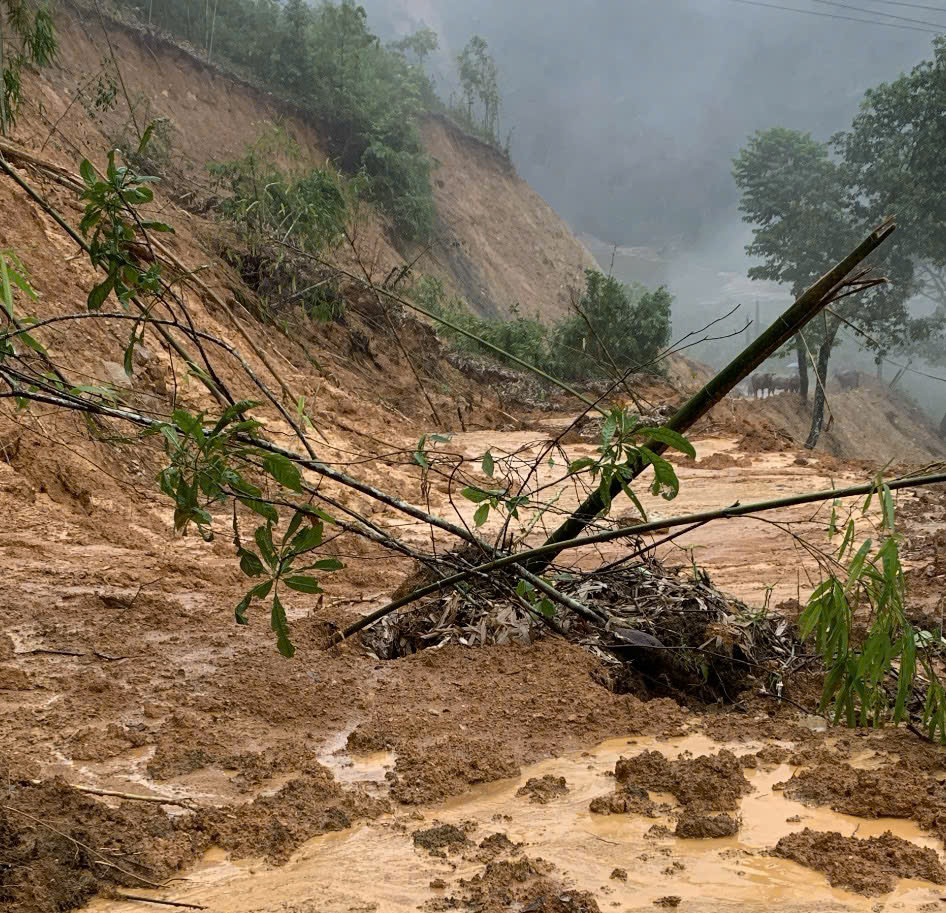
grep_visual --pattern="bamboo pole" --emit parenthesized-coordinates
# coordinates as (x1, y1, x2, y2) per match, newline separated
(528, 218, 897, 570)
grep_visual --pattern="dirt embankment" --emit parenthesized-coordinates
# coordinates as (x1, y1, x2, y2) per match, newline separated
(35, 6, 593, 323)
(420, 114, 598, 320)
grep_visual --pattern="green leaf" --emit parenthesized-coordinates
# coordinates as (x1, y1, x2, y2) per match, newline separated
(618, 477, 649, 523)
(282, 510, 305, 545)
(211, 399, 260, 435)
(141, 220, 174, 233)
(310, 557, 343, 571)
(19, 331, 47, 355)
(271, 593, 295, 658)
(137, 121, 155, 157)
(284, 575, 322, 593)
(600, 413, 617, 447)
(239, 497, 279, 524)
(235, 592, 251, 625)
(638, 426, 696, 459)
(123, 321, 140, 377)
(79, 158, 96, 187)
(0, 253, 13, 318)
(473, 502, 490, 527)
(262, 452, 303, 492)
(461, 486, 500, 504)
(429, 433, 453, 443)
(567, 457, 596, 475)
(87, 277, 113, 310)
(172, 409, 205, 442)
(289, 521, 323, 555)
(255, 524, 277, 569)
(238, 548, 265, 578)
(413, 435, 429, 469)
(250, 580, 273, 600)
(482, 450, 494, 477)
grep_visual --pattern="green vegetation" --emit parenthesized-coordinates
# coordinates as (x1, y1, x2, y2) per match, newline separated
(449, 35, 505, 150)
(116, 0, 434, 239)
(0, 0, 57, 135)
(208, 127, 352, 321)
(113, 0, 512, 239)
(550, 270, 673, 380)
(209, 130, 350, 257)
(414, 269, 672, 383)
(802, 481, 946, 740)
(733, 127, 930, 447)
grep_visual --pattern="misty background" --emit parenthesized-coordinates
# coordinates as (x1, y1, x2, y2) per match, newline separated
(364, 0, 944, 414)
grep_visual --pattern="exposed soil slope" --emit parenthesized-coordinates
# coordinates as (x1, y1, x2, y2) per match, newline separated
(421, 114, 597, 320)
(30, 5, 594, 322)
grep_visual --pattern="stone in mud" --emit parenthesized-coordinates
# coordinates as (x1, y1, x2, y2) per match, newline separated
(673, 810, 739, 838)
(653, 897, 681, 908)
(610, 867, 628, 881)
(517, 774, 569, 804)
(772, 828, 946, 896)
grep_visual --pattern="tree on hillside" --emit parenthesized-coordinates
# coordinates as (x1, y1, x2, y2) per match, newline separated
(733, 127, 920, 448)
(0, 0, 56, 135)
(391, 25, 438, 67)
(550, 269, 673, 381)
(836, 39, 946, 300)
(456, 35, 500, 143)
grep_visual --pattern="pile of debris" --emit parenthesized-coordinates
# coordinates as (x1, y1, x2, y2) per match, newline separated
(361, 555, 806, 703)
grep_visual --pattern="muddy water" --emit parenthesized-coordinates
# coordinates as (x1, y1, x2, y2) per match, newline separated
(87, 734, 945, 913)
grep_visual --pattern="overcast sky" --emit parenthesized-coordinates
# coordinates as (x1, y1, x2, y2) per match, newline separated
(364, 0, 937, 255)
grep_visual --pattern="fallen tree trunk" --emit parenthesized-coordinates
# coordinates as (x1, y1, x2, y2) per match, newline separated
(527, 218, 896, 571)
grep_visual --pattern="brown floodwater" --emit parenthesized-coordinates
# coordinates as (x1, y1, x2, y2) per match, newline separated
(86, 733, 945, 913)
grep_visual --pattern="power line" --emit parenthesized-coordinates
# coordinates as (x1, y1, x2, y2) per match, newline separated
(810, 0, 946, 29)
(725, 0, 944, 33)
(866, 1, 946, 14)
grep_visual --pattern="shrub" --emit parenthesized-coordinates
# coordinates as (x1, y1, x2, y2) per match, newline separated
(208, 131, 349, 256)
(412, 269, 673, 383)
(550, 270, 673, 379)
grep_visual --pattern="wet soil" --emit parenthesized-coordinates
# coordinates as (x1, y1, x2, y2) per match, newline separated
(78, 733, 946, 913)
(773, 828, 946, 895)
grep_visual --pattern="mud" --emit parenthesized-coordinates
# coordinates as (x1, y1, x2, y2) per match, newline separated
(3, 6, 946, 910)
(412, 823, 469, 855)
(517, 775, 569, 804)
(674, 811, 741, 838)
(773, 829, 946, 895)
(83, 733, 946, 913)
(614, 749, 752, 812)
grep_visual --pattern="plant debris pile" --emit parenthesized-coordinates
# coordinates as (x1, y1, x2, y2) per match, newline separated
(361, 555, 805, 702)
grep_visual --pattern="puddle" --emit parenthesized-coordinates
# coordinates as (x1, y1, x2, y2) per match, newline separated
(85, 733, 945, 913)
(316, 722, 396, 789)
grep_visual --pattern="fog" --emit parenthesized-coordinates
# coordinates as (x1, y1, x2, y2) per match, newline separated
(364, 0, 943, 412)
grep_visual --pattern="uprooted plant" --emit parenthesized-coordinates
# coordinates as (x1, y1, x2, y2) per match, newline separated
(3, 132, 946, 737)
